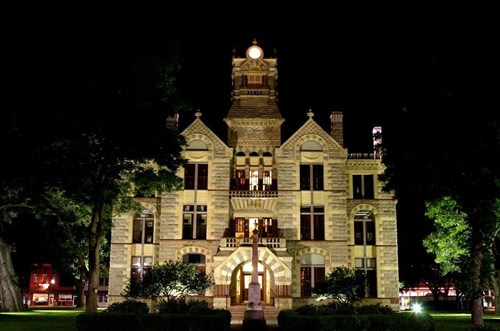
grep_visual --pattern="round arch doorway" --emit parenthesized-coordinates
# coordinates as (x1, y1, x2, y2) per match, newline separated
(232, 261, 271, 305)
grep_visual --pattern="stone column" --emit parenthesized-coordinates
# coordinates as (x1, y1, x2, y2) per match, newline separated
(244, 228, 265, 321)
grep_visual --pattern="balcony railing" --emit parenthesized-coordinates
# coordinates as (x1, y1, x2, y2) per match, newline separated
(220, 237, 286, 249)
(348, 152, 382, 159)
(230, 190, 278, 198)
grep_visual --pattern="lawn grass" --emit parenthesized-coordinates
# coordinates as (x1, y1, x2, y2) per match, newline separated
(2, 308, 500, 331)
(0, 308, 84, 331)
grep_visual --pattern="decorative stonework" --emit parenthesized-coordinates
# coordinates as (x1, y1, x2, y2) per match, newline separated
(109, 42, 399, 313)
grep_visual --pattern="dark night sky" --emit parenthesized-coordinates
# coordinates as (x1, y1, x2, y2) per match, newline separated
(4, 3, 496, 273)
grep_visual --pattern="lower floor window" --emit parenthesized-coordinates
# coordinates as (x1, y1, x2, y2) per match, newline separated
(300, 253, 325, 297)
(131, 256, 152, 281)
(355, 257, 377, 297)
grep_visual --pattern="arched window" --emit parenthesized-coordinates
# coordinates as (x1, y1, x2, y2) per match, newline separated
(187, 139, 208, 150)
(183, 253, 207, 274)
(354, 210, 375, 245)
(133, 209, 154, 244)
(300, 140, 322, 151)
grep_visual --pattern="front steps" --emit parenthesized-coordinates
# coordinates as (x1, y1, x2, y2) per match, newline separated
(228, 305, 280, 325)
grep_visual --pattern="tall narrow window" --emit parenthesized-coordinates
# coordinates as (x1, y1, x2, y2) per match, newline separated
(300, 164, 324, 190)
(355, 258, 377, 297)
(263, 170, 272, 190)
(184, 163, 208, 190)
(353, 174, 374, 199)
(249, 169, 259, 191)
(183, 205, 207, 239)
(131, 256, 152, 281)
(235, 169, 246, 190)
(354, 212, 375, 245)
(133, 209, 154, 244)
(300, 206, 324, 240)
(300, 253, 325, 297)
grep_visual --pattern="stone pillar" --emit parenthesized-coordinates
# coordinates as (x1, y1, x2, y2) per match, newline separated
(244, 228, 265, 321)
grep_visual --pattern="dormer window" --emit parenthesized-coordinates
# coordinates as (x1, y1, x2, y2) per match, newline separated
(248, 74, 262, 85)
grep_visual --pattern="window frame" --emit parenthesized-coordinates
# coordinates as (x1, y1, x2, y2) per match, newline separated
(300, 206, 325, 240)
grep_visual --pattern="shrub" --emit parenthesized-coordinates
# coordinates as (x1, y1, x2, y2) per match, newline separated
(105, 300, 149, 313)
(157, 297, 212, 314)
(355, 303, 395, 314)
(295, 304, 318, 315)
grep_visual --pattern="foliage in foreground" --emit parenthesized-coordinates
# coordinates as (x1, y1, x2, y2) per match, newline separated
(312, 266, 366, 303)
(123, 260, 214, 302)
(105, 300, 149, 313)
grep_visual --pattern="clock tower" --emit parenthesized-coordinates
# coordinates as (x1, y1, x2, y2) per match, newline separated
(224, 40, 284, 150)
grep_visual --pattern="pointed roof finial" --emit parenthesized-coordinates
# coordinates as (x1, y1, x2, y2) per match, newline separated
(307, 109, 314, 118)
(195, 109, 202, 118)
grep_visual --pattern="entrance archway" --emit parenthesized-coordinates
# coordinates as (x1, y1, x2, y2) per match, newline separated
(233, 261, 269, 304)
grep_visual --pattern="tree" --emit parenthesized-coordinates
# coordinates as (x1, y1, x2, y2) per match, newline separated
(380, 7, 500, 327)
(1, 22, 189, 312)
(312, 266, 365, 303)
(123, 260, 214, 303)
(423, 197, 471, 275)
(36, 190, 111, 308)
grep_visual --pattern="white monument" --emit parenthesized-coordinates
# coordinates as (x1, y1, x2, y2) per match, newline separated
(244, 228, 265, 321)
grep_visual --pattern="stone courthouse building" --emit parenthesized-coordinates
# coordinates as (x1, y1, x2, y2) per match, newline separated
(108, 41, 399, 311)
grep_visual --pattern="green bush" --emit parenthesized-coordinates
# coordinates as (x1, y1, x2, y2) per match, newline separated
(157, 298, 212, 314)
(76, 311, 232, 331)
(105, 300, 149, 313)
(277, 309, 435, 331)
(318, 301, 356, 315)
(295, 304, 318, 315)
(355, 303, 395, 314)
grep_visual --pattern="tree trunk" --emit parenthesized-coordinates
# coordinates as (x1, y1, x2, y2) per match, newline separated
(85, 205, 104, 313)
(492, 271, 500, 315)
(471, 297, 484, 327)
(0, 235, 24, 311)
(470, 227, 484, 328)
(75, 280, 85, 308)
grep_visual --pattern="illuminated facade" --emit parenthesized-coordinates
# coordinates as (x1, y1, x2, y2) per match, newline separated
(108, 41, 399, 311)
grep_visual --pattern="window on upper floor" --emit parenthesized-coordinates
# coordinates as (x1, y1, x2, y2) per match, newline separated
(183, 205, 207, 240)
(353, 174, 374, 199)
(133, 209, 154, 244)
(300, 206, 325, 240)
(263, 170, 272, 190)
(354, 211, 375, 245)
(249, 168, 259, 191)
(300, 253, 325, 297)
(300, 164, 324, 190)
(184, 163, 208, 190)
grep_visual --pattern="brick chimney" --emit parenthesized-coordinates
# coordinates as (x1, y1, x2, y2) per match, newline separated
(166, 112, 179, 130)
(330, 111, 343, 147)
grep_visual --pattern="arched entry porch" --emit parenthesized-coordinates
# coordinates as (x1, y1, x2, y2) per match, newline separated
(231, 260, 270, 304)
(212, 246, 293, 309)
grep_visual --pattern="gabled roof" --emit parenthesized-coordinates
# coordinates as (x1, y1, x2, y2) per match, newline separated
(278, 111, 347, 157)
(181, 112, 232, 156)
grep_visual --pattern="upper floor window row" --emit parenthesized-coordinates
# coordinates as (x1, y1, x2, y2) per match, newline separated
(184, 164, 208, 190)
(300, 164, 324, 190)
(353, 174, 374, 199)
(133, 209, 154, 244)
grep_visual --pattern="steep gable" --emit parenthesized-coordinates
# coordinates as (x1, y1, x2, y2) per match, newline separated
(182, 112, 232, 158)
(277, 112, 347, 159)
